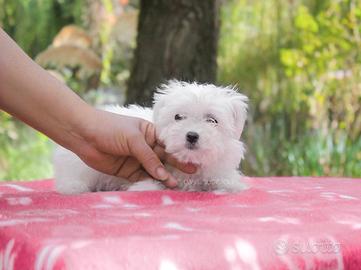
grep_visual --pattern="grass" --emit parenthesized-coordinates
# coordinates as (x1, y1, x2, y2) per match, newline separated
(218, 0, 361, 178)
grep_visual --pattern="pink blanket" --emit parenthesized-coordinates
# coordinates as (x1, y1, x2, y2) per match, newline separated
(1, 177, 361, 270)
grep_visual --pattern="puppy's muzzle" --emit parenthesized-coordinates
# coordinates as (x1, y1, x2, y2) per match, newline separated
(186, 131, 199, 145)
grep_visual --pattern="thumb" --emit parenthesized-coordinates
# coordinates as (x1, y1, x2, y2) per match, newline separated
(128, 135, 170, 181)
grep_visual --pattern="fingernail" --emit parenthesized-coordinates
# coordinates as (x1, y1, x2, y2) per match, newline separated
(165, 174, 178, 188)
(165, 179, 178, 188)
(156, 167, 168, 180)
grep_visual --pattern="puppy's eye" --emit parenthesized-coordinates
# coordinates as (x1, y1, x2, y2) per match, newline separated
(175, 114, 186, 121)
(206, 117, 218, 124)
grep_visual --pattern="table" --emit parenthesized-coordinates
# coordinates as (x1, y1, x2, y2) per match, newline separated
(1, 177, 361, 270)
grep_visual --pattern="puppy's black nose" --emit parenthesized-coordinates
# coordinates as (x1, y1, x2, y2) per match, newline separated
(186, 131, 199, 144)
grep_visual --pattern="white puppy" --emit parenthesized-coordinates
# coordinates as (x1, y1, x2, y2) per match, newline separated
(54, 80, 248, 193)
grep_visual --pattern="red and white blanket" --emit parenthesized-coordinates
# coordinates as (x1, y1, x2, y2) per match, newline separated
(1, 177, 361, 270)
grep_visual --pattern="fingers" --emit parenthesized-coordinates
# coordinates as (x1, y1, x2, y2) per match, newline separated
(127, 169, 150, 182)
(135, 120, 171, 180)
(127, 169, 177, 188)
(128, 134, 170, 181)
(113, 156, 142, 181)
(152, 144, 197, 174)
(112, 119, 196, 186)
(162, 175, 178, 188)
(139, 120, 157, 149)
(112, 154, 178, 187)
(165, 155, 197, 174)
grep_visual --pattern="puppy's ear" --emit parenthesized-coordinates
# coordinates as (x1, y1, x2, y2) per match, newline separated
(229, 89, 248, 138)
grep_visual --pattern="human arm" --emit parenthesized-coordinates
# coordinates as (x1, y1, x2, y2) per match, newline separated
(0, 28, 195, 186)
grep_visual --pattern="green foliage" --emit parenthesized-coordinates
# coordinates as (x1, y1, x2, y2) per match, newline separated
(219, 0, 361, 177)
(0, 0, 360, 180)
(0, 114, 53, 181)
(0, 112, 17, 144)
(245, 126, 360, 176)
(0, 1, 85, 181)
(0, 0, 84, 57)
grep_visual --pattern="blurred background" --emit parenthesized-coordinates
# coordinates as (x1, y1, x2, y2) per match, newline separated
(0, 0, 360, 180)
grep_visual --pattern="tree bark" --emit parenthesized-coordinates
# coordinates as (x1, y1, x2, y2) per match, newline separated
(126, 0, 220, 106)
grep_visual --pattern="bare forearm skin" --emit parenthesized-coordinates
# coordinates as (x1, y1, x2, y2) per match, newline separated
(0, 28, 196, 184)
(0, 28, 93, 154)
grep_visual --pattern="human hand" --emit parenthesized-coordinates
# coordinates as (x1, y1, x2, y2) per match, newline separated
(0, 28, 195, 187)
(73, 109, 196, 187)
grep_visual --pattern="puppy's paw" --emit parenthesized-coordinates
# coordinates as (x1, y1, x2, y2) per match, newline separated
(127, 180, 165, 191)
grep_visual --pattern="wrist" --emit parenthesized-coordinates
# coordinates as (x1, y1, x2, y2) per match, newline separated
(61, 101, 97, 155)
(75, 106, 102, 140)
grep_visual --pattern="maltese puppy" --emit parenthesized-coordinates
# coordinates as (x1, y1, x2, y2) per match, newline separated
(54, 80, 248, 193)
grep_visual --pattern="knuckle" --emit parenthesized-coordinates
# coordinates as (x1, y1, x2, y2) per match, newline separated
(128, 134, 144, 152)
(143, 154, 161, 168)
(153, 145, 166, 160)
(140, 120, 154, 133)
(142, 121, 157, 146)
(128, 170, 143, 182)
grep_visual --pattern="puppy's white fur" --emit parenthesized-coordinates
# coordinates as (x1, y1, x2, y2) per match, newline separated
(54, 80, 248, 193)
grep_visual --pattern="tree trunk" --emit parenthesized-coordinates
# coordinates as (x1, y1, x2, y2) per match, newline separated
(126, 0, 220, 106)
